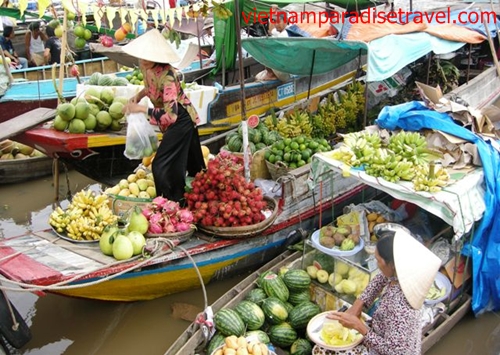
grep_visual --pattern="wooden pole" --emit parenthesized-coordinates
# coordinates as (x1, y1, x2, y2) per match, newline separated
(58, 10, 69, 104)
(482, 7, 500, 77)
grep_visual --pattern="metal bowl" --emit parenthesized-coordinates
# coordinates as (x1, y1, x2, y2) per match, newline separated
(373, 223, 412, 239)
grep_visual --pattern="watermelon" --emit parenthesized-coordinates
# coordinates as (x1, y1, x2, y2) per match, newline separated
(248, 114, 260, 128)
(245, 288, 267, 304)
(88, 72, 102, 85)
(252, 130, 262, 144)
(206, 332, 225, 355)
(283, 269, 312, 292)
(247, 127, 256, 142)
(290, 338, 313, 355)
(288, 290, 311, 306)
(257, 270, 274, 288)
(234, 301, 265, 331)
(227, 135, 243, 153)
(288, 301, 321, 329)
(112, 77, 129, 86)
(261, 297, 288, 325)
(312, 253, 335, 274)
(255, 142, 267, 151)
(249, 142, 256, 154)
(225, 131, 239, 144)
(261, 272, 289, 302)
(98, 75, 114, 86)
(213, 308, 245, 336)
(268, 322, 298, 348)
(245, 330, 270, 344)
(284, 301, 294, 313)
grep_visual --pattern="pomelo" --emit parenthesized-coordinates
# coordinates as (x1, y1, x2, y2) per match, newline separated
(113, 97, 129, 105)
(100, 88, 115, 105)
(83, 29, 92, 41)
(57, 103, 75, 121)
(109, 102, 125, 119)
(96, 111, 112, 128)
(88, 103, 100, 117)
(68, 118, 86, 134)
(75, 37, 86, 49)
(53, 115, 68, 131)
(83, 114, 97, 131)
(54, 26, 63, 38)
(74, 102, 90, 120)
(110, 119, 124, 131)
(74, 25, 85, 38)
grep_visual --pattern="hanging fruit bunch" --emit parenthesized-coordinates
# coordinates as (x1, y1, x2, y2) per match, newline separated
(73, 24, 93, 50)
(211, 0, 233, 20)
(185, 152, 268, 227)
(162, 27, 182, 49)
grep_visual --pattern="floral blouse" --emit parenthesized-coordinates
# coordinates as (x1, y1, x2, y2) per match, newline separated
(359, 273, 421, 355)
(143, 63, 199, 131)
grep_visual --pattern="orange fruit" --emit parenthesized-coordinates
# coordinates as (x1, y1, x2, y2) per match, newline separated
(114, 28, 126, 42)
(122, 23, 132, 33)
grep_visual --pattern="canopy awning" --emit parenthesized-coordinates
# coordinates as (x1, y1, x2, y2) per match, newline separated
(242, 37, 368, 76)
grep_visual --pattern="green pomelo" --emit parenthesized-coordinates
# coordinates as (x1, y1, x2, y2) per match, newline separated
(75, 37, 86, 49)
(57, 103, 75, 121)
(68, 119, 86, 134)
(96, 111, 112, 128)
(109, 102, 124, 120)
(83, 29, 92, 41)
(88, 103, 100, 117)
(74, 25, 85, 38)
(74, 102, 90, 120)
(83, 114, 97, 131)
(54, 26, 63, 38)
(110, 119, 124, 131)
(85, 88, 101, 103)
(53, 115, 68, 131)
(70, 97, 78, 105)
(113, 96, 129, 105)
(48, 19, 61, 29)
(100, 88, 115, 105)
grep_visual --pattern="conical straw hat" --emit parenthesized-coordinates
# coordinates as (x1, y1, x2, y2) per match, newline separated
(122, 29, 180, 64)
(393, 230, 442, 309)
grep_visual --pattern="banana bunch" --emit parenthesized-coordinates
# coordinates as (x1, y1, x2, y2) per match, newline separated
(212, 0, 232, 20)
(413, 163, 450, 193)
(49, 190, 118, 241)
(287, 110, 313, 137)
(165, 28, 181, 49)
(388, 131, 442, 165)
(49, 207, 71, 233)
(341, 132, 382, 166)
(365, 151, 416, 183)
(276, 118, 302, 138)
(263, 112, 278, 131)
(328, 146, 356, 165)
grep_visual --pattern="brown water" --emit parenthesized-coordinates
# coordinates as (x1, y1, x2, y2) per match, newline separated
(0, 171, 499, 355)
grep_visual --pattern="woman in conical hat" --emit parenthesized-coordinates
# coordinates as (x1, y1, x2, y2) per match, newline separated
(122, 29, 205, 203)
(322, 230, 442, 355)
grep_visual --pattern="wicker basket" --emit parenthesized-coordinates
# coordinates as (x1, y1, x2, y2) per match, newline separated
(144, 228, 195, 244)
(197, 197, 279, 239)
(265, 160, 290, 180)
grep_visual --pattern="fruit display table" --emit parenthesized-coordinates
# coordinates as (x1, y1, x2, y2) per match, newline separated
(309, 152, 485, 240)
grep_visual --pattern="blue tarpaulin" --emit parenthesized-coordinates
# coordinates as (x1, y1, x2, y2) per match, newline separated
(376, 101, 500, 315)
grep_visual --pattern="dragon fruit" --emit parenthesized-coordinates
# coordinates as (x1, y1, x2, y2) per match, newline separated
(178, 209, 194, 223)
(148, 222, 163, 234)
(141, 197, 194, 234)
(176, 222, 191, 232)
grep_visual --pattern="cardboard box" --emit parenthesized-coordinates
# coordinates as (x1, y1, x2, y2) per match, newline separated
(443, 255, 472, 289)
(107, 194, 152, 219)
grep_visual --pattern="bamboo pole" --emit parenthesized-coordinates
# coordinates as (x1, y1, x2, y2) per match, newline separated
(58, 10, 69, 104)
(481, 7, 500, 77)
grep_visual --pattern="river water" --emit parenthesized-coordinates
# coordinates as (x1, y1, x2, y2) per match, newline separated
(0, 171, 499, 355)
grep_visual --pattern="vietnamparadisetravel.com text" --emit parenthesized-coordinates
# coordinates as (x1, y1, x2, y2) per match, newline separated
(241, 7, 497, 27)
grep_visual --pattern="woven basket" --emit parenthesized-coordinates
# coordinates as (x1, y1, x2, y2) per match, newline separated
(198, 197, 279, 239)
(145, 227, 194, 244)
(265, 160, 290, 180)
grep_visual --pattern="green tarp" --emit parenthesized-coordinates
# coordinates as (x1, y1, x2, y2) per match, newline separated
(241, 37, 367, 75)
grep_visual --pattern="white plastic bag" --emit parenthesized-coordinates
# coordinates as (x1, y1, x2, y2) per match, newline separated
(124, 113, 158, 160)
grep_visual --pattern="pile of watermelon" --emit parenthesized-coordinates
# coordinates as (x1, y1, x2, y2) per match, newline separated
(223, 122, 282, 155)
(207, 268, 318, 355)
(86, 72, 129, 87)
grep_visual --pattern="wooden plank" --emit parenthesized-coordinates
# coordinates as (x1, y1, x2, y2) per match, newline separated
(0, 108, 55, 141)
(422, 295, 472, 353)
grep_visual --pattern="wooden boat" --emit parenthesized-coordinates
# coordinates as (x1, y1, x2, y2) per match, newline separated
(0, 157, 366, 301)
(165, 247, 472, 355)
(7, 59, 361, 185)
(0, 155, 54, 184)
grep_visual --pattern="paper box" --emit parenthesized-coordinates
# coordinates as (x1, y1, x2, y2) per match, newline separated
(443, 255, 472, 288)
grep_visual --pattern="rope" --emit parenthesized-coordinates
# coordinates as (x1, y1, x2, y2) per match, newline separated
(0, 288, 19, 332)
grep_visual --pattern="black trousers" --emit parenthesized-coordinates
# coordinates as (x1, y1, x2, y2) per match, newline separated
(152, 110, 205, 202)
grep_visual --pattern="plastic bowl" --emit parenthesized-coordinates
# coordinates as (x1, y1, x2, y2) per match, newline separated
(311, 229, 364, 257)
(425, 272, 452, 305)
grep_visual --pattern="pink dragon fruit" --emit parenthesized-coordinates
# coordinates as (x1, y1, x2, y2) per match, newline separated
(148, 212, 163, 226)
(177, 209, 194, 224)
(142, 207, 154, 219)
(152, 196, 168, 210)
(163, 223, 176, 233)
(148, 223, 163, 234)
(175, 222, 192, 232)
(162, 200, 180, 216)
